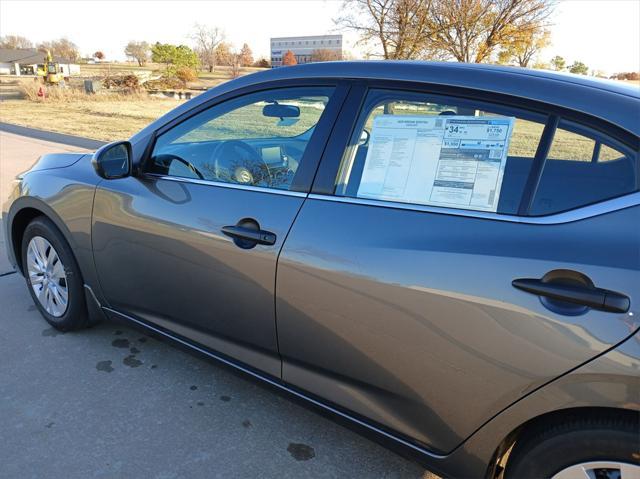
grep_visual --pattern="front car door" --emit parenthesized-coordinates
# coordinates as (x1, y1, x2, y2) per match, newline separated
(92, 83, 346, 376)
(276, 84, 639, 453)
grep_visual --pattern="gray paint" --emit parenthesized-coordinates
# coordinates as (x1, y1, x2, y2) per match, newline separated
(276, 198, 639, 453)
(3, 62, 639, 478)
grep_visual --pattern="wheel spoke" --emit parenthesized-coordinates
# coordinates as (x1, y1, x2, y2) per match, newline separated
(51, 286, 67, 309)
(33, 237, 48, 267)
(51, 259, 65, 281)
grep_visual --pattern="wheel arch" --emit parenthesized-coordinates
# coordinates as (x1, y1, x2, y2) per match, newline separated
(488, 406, 639, 478)
(8, 198, 78, 275)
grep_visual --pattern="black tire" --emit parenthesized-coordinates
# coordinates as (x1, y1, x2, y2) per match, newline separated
(21, 216, 89, 331)
(505, 412, 640, 478)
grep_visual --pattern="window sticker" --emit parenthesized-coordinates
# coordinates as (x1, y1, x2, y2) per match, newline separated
(357, 115, 515, 212)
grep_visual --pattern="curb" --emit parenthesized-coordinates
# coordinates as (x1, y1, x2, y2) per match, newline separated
(0, 122, 107, 150)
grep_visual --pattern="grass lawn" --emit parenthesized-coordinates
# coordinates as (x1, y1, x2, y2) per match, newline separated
(0, 97, 183, 141)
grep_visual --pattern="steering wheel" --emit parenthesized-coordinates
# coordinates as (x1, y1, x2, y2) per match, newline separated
(211, 140, 271, 186)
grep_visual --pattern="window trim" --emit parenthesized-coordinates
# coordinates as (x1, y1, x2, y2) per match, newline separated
(307, 191, 640, 225)
(137, 79, 350, 194)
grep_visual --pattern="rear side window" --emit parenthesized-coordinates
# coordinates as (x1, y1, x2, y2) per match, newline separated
(530, 122, 638, 215)
(334, 89, 638, 217)
(335, 89, 546, 214)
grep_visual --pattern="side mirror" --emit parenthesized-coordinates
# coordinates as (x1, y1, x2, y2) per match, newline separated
(92, 141, 132, 179)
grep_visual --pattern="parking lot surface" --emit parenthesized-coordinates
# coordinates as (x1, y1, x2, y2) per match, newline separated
(0, 130, 434, 478)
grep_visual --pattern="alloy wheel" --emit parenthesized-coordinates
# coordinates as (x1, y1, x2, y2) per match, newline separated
(26, 236, 69, 317)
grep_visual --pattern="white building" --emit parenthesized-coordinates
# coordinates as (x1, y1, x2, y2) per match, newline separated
(270, 35, 342, 67)
(0, 48, 80, 76)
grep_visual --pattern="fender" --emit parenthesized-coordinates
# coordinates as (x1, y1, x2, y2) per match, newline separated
(441, 327, 640, 478)
(6, 184, 107, 308)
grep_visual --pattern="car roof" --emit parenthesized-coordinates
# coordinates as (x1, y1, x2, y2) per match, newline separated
(132, 61, 640, 144)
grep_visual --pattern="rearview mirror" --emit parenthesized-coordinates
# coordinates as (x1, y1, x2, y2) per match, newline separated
(92, 141, 132, 179)
(262, 103, 300, 119)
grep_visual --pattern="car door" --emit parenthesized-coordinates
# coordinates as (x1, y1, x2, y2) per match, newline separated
(276, 85, 640, 453)
(92, 83, 346, 377)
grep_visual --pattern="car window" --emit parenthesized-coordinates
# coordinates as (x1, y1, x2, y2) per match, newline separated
(335, 89, 546, 215)
(530, 122, 637, 215)
(147, 87, 334, 191)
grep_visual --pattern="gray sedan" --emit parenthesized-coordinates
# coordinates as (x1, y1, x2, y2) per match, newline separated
(3, 62, 639, 478)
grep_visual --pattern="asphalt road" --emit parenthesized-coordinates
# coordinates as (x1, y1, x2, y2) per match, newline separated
(0, 129, 434, 478)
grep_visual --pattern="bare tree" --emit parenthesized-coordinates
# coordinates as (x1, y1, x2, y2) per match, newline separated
(230, 52, 242, 78)
(37, 38, 80, 60)
(125, 41, 150, 66)
(190, 23, 224, 72)
(336, 0, 436, 59)
(338, 0, 554, 63)
(427, 0, 555, 63)
(0, 35, 33, 49)
(311, 49, 343, 62)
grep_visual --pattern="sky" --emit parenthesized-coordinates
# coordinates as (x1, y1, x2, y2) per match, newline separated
(0, 0, 638, 74)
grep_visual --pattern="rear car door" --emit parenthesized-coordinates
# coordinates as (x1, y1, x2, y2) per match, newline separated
(276, 85, 639, 453)
(92, 83, 346, 377)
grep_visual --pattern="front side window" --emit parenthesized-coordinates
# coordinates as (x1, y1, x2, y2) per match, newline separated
(335, 89, 546, 214)
(147, 87, 334, 191)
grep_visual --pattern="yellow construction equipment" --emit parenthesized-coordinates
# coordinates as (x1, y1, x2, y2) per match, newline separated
(36, 51, 63, 85)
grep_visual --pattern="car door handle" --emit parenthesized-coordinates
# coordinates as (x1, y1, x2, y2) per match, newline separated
(512, 278, 630, 313)
(221, 225, 276, 246)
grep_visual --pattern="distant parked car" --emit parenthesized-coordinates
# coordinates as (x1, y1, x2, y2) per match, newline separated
(4, 62, 639, 478)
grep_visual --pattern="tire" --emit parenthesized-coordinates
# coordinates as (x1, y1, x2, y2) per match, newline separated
(504, 412, 640, 479)
(21, 216, 89, 331)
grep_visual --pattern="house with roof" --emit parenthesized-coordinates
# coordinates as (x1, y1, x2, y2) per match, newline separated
(0, 48, 80, 76)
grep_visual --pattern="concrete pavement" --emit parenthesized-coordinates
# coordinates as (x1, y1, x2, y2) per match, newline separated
(0, 129, 434, 478)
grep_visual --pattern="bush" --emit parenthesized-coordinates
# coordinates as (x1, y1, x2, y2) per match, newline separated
(174, 67, 197, 83)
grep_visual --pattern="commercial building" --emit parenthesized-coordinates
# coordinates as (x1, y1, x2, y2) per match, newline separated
(270, 35, 342, 67)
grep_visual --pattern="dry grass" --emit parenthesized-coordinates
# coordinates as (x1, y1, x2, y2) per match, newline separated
(18, 79, 149, 103)
(0, 97, 182, 140)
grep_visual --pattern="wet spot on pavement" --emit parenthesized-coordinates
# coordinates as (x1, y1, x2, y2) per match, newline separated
(150, 364, 158, 369)
(220, 395, 231, 402)
(112, 338, 129, 348)
(190, 385, 197, 391)
(287, 443, 315, 461)
(129, 347, 140, 354)
(96, 360, 114, 373)
(45, 422, 55, 429)
(242, 420, 252, 428)
(123, 355, 142, 368)
(197, 401, 204, 406)
(42, 327, 63, 337)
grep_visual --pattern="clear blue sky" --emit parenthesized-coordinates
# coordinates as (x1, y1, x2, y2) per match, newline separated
(1, 0, 638, 74)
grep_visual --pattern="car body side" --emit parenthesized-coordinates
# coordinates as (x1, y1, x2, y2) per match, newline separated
(3, 62, 639, 478)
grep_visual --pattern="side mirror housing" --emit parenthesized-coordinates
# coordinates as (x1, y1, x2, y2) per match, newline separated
(92, 141, 132, 179)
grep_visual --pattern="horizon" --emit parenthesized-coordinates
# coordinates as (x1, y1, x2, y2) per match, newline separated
(0, 0, 638, 74)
